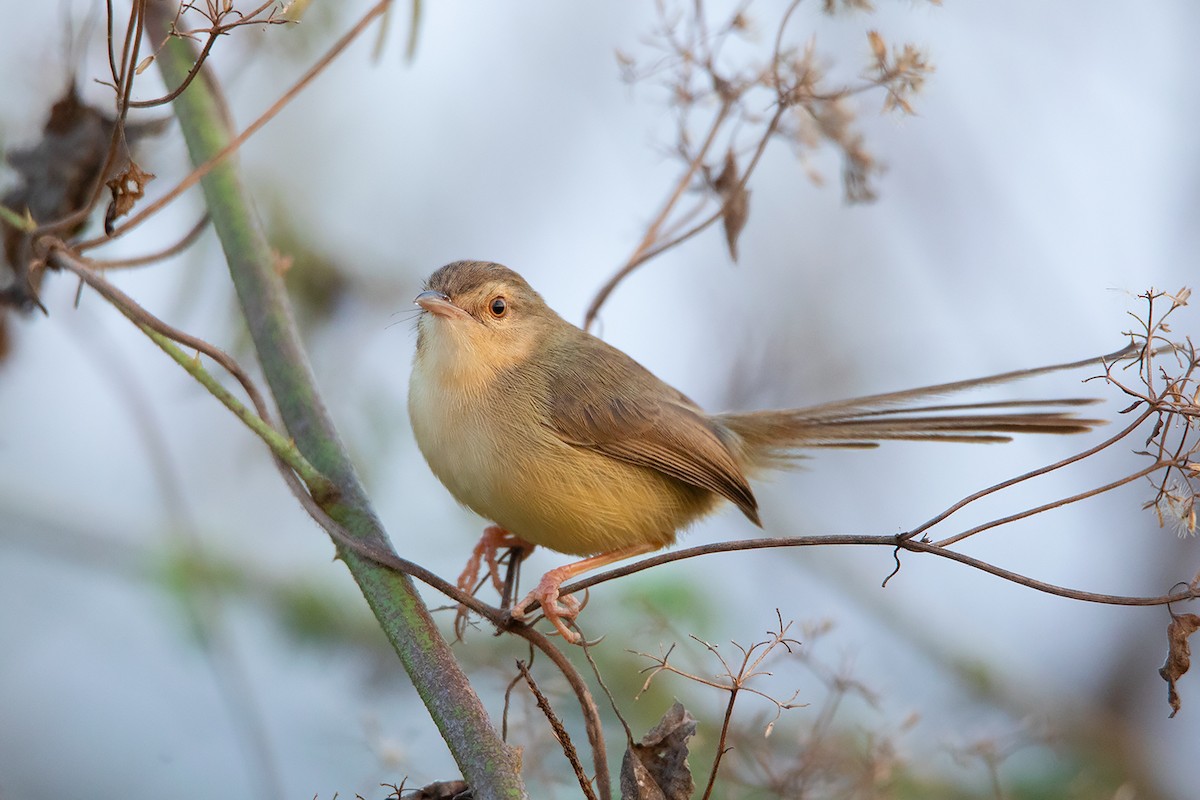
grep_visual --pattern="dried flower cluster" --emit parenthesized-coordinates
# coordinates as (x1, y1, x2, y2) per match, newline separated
(586, 0, 937, 328)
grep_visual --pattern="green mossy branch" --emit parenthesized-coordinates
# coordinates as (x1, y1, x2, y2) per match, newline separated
(144, 3, 526, 797)
(135, 322, 333, 497)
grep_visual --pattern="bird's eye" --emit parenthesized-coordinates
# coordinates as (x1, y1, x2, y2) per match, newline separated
(488, 296, 508, 318)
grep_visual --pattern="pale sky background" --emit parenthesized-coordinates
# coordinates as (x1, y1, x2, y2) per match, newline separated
(1, 2, 1198, 798)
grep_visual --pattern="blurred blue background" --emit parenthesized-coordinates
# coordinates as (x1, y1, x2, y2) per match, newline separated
(1, 1, 1197, 797)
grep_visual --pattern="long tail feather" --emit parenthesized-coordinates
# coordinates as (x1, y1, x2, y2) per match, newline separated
(717, 345, 1133, 469)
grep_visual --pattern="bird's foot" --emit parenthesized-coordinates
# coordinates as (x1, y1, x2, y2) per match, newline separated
(509, 544, 658, 644)
(456, 526, 532, 595)
(512, 565, 585, 644)
(454, 526, 534, 639)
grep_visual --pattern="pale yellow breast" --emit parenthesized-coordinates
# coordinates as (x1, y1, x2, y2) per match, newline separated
(409, 347, 718, 556)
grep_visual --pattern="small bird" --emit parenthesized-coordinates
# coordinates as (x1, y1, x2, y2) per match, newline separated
(408, 260, 1104, 642)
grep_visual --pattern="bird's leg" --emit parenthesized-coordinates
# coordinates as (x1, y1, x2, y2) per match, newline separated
(456, 525, 535, 596)
(498, 544, 526, 612)
(455, 526, 534, 639)
(513, 543, 657, 643)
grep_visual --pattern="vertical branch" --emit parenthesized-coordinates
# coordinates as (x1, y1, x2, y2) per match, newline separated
(700, 685, 739, 800)
(142, 3, 526, 797)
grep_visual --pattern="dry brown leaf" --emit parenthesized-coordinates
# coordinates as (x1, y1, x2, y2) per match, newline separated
(1159, 611, 1200, 718)
(711, 149, 749, 262)
(104, 160, 156, 234)
(1, 84, 164, 358)
(620, 701, 697, 800)
(867, 30, 887, 65)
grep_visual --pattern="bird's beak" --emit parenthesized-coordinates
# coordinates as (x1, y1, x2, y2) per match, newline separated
(414, 289, 472, 321)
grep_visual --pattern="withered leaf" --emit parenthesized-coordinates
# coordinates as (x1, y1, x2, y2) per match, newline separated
(104, 159, 156, 234)
(867, 30, 888, 66)
(1, 83, 164, 359)
(1160, 612, 1200, 718)
(620, 701, 697, 800)
(711, 149, 749, 262)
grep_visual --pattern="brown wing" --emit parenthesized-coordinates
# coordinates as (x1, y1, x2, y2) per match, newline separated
(543, 335, 761, 526)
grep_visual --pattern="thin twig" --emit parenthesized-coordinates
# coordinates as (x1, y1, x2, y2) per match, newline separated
(584, 102, 787, 331)
(77, 0, 393, 250)
(583, 98, 733, 331)
(933, 461, 1165, 548)
(129, 25, 220, 108)
(89, 213, 210, 269)
(105, 0, 119, 85)
(632, 613, 803, 799)
(902, 403, 1154, 543)
(35, 0, 148, 238)
(517, 660, 599, 800)
(702, 686, 739, 800)
(128, 1, 285, 108)
(559, 533, 1200, 608)
(51, 247, 338, 500)
(581, 637, 634, 744)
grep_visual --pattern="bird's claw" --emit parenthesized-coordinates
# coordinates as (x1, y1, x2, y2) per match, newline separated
(454, 526, 533, 639)
(513, 573, 586, 643)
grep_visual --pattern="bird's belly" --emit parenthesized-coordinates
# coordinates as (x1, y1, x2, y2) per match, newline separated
(409, 377, 717, 556)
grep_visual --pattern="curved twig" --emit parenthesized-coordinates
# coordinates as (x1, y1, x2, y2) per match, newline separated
(903, 406, 1156, 544)
(51, 247, 272, 419)
(44, 253, 613, 793)
(557, 533, 1200, 608)
(35, 0, 148, 239)
(76, 0, 392, 250)
(932, 461, 1164, 548)
(582, 97, 733, 331)
(88, 212, 210, 269)
(583, 102, 786, 332)
(128, 1, 285, 109)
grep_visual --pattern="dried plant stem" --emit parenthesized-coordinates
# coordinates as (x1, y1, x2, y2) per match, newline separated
(932, 460, 1164, 548)
(634, 614, 802, 797)
(140, 3, 526, 794)
(55, 248, 614, 798)
(559, 532, 1200, 608)
(583, 98, 732, 331)
(129, 1, 284, 108)
(517, 661, 598, 800)
(904, 406, 1155, 543)
(583, 102, 787, 331)
(702, 687, 739, 800)
(583, 0, 931, 327)
(89, 213, 210, 269)
(34, 0, 147, 238)
(79, 0, 392, 251)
